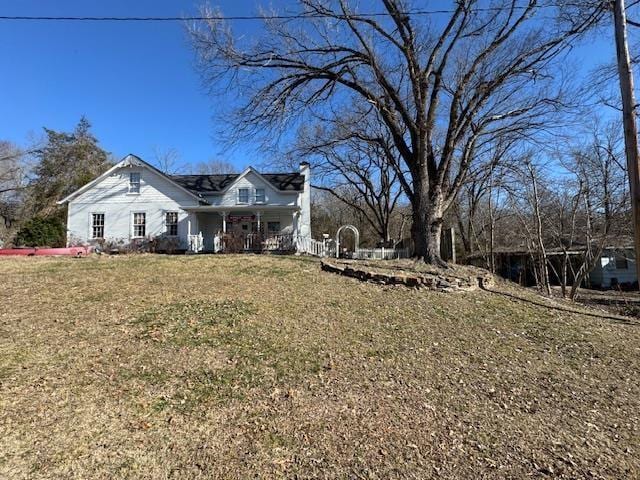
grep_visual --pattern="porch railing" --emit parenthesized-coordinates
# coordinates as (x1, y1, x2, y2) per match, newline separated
(225, 234, 335, 256)
(188, 233, 204, 253)
(262, 234, 296, 251)
(221, 233, 297, 253)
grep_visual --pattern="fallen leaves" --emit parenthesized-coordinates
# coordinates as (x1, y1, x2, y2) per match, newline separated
(0, 254, 638, 479)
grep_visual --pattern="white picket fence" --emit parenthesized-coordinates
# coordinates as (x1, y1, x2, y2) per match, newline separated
(353, 247, 411, 260)
(296, 236, 332, 257)
(296, 236, 410, 260)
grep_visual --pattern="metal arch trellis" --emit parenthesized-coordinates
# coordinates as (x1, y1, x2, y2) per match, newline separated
(335, 225, 360, 258)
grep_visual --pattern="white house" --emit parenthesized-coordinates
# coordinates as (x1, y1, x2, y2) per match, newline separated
(589, 247, 637, 289)
(466, 245, 638, 290)
(58, 154, 312, 253)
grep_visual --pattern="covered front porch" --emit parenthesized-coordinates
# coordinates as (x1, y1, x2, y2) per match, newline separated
(183, 205, 301, 253)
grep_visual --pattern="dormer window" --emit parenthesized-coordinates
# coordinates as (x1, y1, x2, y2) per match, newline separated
(255, 188, 265, 203)
(129, 172, 141, 194)
(237, 187, 249, 204)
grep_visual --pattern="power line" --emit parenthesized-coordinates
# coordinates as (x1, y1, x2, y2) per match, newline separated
(0, 5, 564, 22)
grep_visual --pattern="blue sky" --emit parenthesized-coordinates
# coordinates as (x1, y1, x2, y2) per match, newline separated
(0, 0, 274, 170)
(0, 1, 621, 172)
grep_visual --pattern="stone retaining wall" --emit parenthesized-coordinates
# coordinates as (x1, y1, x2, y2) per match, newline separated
(321, 260, 493, 292)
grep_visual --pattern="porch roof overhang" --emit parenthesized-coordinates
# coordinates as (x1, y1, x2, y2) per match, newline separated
(182, 204, 300, 213)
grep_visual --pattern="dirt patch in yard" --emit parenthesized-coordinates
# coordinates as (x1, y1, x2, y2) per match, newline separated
(0, 254, 639, 478)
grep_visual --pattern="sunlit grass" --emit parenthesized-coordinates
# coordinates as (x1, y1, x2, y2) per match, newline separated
(0, 254, 638, 478)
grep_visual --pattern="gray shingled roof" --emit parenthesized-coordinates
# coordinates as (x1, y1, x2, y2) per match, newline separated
(170, 172, 304, 195)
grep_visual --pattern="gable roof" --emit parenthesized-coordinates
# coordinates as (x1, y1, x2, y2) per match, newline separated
(170, 174, 238, 194)
(57, 154, 208, 205)
(58, 154, 305, 205)
(170, 170, 304, 195)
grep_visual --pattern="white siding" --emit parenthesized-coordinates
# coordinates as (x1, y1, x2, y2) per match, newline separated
(204, 171, 298, 206)
(67, 166, 200, 248)
(261, 212, 294, 233)
(589, 249, 637, 288)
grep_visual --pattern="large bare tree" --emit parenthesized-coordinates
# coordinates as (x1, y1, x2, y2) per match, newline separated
(189, 0, 603, 264)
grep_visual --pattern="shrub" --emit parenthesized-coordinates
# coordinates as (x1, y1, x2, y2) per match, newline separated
(14, 216, 66, 247)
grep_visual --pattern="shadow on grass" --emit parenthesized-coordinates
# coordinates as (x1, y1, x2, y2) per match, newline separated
(482, 285, 640, 326)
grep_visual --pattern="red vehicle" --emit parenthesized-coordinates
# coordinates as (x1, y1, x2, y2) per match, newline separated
(0, 246, 94, 257)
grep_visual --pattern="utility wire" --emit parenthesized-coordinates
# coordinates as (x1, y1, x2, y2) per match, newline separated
(0, 5, 573, 22)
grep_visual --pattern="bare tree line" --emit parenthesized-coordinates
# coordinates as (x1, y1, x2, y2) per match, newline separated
(153, 146, 239, 175)
(0, 141, 27, 230)
(454, 122, 630, 299)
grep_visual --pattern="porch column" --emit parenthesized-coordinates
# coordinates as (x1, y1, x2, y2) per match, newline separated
(222, 211, 227, 234)
(187, 216, 192, 237)
(292, 211, 300, 254)
(256, 211, 262, 232)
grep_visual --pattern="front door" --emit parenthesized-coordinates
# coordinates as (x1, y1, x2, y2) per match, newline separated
(239, 221, 252, 233)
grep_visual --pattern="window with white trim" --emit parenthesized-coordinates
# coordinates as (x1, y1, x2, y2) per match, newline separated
(255, 188, 265, 203)
(166, 211, 178, 236)
(132, 212, 146, 237)
(267, 221, 281, 234)
(237, 187, 249, 204)
(91, 213, 104, 239)
(129, 172, 141, 193)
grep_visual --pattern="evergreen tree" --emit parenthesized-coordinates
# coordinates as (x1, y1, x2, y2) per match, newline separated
(30, 117, 111, 217)
(14, 216, 66, 247)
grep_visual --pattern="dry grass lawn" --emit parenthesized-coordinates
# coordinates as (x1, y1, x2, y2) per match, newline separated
(1, 254, 639, 479)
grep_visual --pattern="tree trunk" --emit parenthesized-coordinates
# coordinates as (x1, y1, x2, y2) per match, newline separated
(456, 214, 471, 254)
(396, 214, 408, 247)
(426, 210, 444, 265)
(560, 252, 568, 298)
(411, 207, 428, 259)
(528, 163, 551, 295)
(614, 0, 640, 291)
(569, 267, 589, 301)
(411, 189, 446, 266)
(381, 221, 391, 247)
